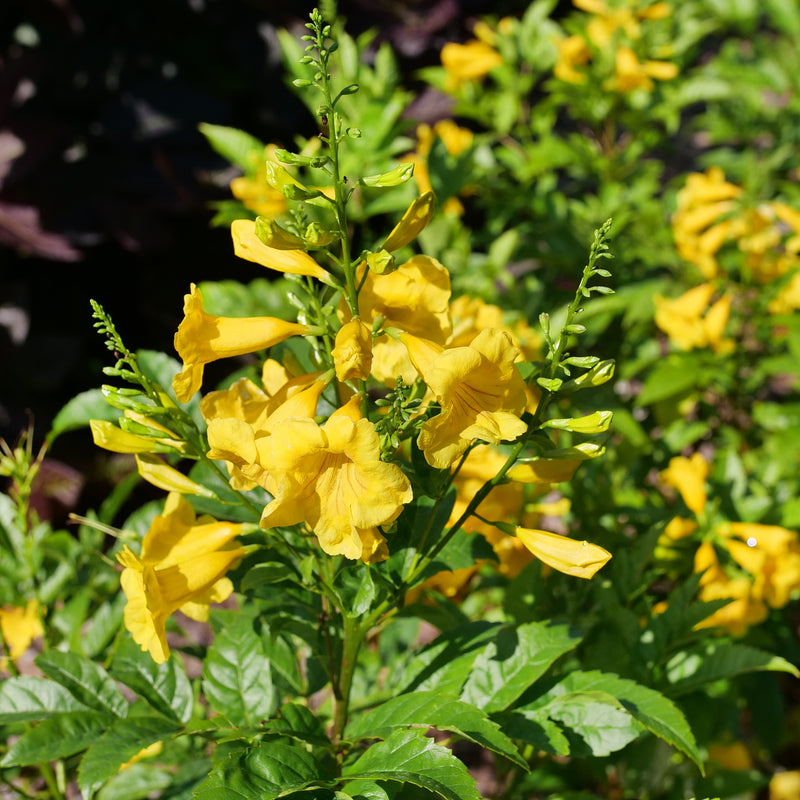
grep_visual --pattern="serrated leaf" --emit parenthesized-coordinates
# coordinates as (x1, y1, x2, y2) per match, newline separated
(0, 675, 91, 723)
(399, 621, 501, 695)
(666, 642, 800, 696)
(193, 741, 326, 799)
(342, 729, 480, 800)
(347, 691, 525, 768)
(543, 691, 642, 756)
(79, 714, 182, 799)
(460, 622, 582, 713)
(0, 710, 112, 766)
(261, 702, 329, 746)
(198, 123, 267, 173)
(96, 763, 173, 800)
(35, 650, 128, 718)
(524, 671, 703, 770)
(111, 638, 194, 723)
(493, 709, 571, 756)
(48, 388, 120, 440)
(202, 620, 275, 726)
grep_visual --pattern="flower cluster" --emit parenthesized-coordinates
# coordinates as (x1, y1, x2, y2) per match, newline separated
(659, 454, 800, 634)
(554, 0, 678, 92)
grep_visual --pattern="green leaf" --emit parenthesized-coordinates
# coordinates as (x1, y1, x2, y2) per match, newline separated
(83, 593, 126, 659)
(346, 691, 525, 768)
(193, 741, 327, 799)
(202, 616, 275, 726)
(460, 622, 582, 712)
(666, 643, 800, 696)
(542, 691, 642, 757)
(524, 671, 703, 770)
(198, 123, 267, 173)
(96, 764, 173, 800)
(492, 710, 570, 756)
(48, 388, 120, 441)
(260, 702, 330, 746)
(78, 714, 183, 799)
(0, 710, 112, 766)
(111, 638, 194, 724)
(399, 621, 501, 695)
(35, 650, 128, 718)
(636, 357, 701, 406)
(0, 675, 91, 723)
(342, 729, 480, 800)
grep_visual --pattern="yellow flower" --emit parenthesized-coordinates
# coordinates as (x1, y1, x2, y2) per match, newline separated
(381, 193, 436, 253)
(403, 328, 528, 469)
(0, 599, 43, 664)
(515, 527, 612, 578)
(172, 283, 310, 403)
(672, 168, 742, 278)
(89, 418, 184, 455)
(771, 770, 800, 800)
(654, 283, 734, 352)
(575, 0, 672, 46)
(352, 255, 452, 385)
(708, 742, 752, 771)
(118, 741, 163, 772)
(693, 541, 767, 635)
(229, 144, 288, 218)
(332, 319, 373, 383)
(659, 453, 710, 516)
(230, 219, 332, 282)
(554, 35, 591, 83)
(408, 124, 473, 212)
(604, 47, 678, 92)
(258, 400, 413, 562)
(441, 39, 503, 89)
(117, 493, 247, 664)
(725, 522, 800, 609)
(205, 373, 328, 491)
(769, 271, 800, 314)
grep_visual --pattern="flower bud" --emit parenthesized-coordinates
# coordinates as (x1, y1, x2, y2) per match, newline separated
(361, 162, 414, 188)
(332, 319, 373, 383)
(542, 410, 613, 434)
(366, 249, 396, 275)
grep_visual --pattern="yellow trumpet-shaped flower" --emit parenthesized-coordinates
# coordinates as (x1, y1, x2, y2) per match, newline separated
(515, 527, 612, 579)
(0, 599, 43, 665)
(441, 39, 502, 90)
(403, 328, 528, 469)
(172, 283, 310, 403)
(604, 47, 678, 93)
(352, 255, 452, 385)
(332, 319, 373, 383)
(117, 493, 247, 663)
(231, 219, 332, 282)
(554, 35, 591, 83)
(654, 283, 734, 352)
(258, 400, 413, 562)
(381, 193, 436, 253)
(659, 453, 710, 516)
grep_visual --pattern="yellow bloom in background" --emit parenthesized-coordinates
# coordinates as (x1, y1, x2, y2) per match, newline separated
(353, 255, 452, 385)
(672, 168, 742, 278)
(332, 319, 373, 383)
(515, 527, 611, 579)
(0, 599, 43, 666)
(403, 328, 528, 469)
(118, 741, 164, 772)
(604, 46, 678, 93)
(229, 144, 288, 218)
(771, 770, 800, 800)
(258, 402, 413, 562)
(231, 219, 331, 282)
(576, 0, 672, 47)
(659, 453, 710, 516)
(408, 124, 473, 216)
(117, 493, 247, 663)
(724, 522, 800, 610)
(769, 271, 800, 314)
(554, 35, 591, 83)
(441, 39, 503, 90)
(172, 283, 310, 403)
(693, 541, 767, 635)
(708, 742, 753, 771)
(654, 283, 734, 352)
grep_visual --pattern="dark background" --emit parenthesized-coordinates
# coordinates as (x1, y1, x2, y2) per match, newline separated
(0, 0, 540, 470)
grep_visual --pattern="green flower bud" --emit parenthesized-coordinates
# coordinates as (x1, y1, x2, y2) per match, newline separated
(542, 410, 613, 434)
(361, 162, 415, 188)
(255, 217, 306, 250)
